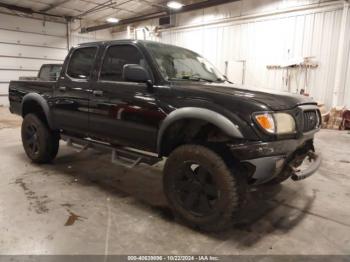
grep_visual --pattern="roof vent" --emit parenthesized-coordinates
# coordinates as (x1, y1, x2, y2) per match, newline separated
(159, 15, 175, 28)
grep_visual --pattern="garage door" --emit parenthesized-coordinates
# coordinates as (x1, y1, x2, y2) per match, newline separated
(0, 13, 68, 106)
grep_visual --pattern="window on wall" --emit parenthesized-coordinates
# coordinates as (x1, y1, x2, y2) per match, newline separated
(67, 47, 97, 79)
(100, 45, 146, 81)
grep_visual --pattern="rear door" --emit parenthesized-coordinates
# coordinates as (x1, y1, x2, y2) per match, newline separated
(88, 43, 164, 151)
(52, 45, 98, 134)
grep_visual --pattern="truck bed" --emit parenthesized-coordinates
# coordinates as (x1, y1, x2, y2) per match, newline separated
(9, 80, 56, 115)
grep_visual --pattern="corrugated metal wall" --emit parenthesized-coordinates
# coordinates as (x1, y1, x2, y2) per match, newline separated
(160, 1, 349, 108)
(339, 4, 350, 107)
(1, 1, 348, 109)
(0, 13, 68, 105)
(111, 0, 349, 108)
(344, 46, 350, 107)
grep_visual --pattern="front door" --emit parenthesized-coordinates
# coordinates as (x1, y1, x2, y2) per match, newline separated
(88, 44, 165, 151)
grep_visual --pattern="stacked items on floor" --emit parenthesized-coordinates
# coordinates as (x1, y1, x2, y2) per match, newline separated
(318, 104, 350, 130)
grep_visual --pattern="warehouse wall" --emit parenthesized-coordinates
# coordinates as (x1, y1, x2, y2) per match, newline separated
(0, 14, 113, 106)
(68, 20, 113, 47)
(344, 49, 350, 107)
(0, 13, 68, 106)
(112, 0, 350, 109)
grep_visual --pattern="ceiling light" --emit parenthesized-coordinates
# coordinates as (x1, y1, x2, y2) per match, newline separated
(106, 17, 119, 23)
(167, 1, 183, 9)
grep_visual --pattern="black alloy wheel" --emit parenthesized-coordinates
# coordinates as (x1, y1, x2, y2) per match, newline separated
(163, 144, 246, 231)
(24, 123, 40, 156)
(21, 113, 60, 163)
(173, 162, 219, 217)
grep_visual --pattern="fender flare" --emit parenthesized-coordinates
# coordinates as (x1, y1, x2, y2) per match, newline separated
(21, 93, 54, 129)
(157, 107, 244, 153)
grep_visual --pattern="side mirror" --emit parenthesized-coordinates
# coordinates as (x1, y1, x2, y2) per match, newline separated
(122, 64, 151, 83)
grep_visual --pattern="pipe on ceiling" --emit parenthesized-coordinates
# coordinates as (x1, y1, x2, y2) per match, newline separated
(40, 0, 72, 12)
(80, 0, 240, 33)
(81, 11, 168, 33)
(0, 2, 72, 20)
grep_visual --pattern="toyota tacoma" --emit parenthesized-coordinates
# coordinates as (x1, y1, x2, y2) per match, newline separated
(8, 40, 321, 231)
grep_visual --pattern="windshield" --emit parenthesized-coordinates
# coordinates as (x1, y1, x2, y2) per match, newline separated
(144, 42, 225, 83)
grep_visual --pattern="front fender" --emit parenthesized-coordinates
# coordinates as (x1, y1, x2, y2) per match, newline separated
(157, 107, 244, 153)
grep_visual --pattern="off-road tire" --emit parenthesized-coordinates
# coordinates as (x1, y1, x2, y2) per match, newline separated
(163, 144, 246, 232)
(21, 113, 60, 163)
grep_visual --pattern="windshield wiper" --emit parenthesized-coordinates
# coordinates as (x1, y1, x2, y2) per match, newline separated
(168, 75, 222, 83)
(180, 75, 214, 82)
(217, 77, 233, 84)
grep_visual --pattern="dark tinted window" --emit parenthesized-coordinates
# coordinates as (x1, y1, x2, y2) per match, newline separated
(67, 47, 97, 79)
(100, 45, 145, 81)
(39, 64, 62, 81)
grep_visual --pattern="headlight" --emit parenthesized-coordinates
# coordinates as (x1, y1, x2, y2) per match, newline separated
(254, 112, 296, 134)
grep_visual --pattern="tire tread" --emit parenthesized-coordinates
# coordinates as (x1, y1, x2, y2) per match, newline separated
(163, 144, 246, 232)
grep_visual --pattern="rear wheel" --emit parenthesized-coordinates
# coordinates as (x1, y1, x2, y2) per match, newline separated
(163, 144, 246, 231)
(21, 113, 60, 163)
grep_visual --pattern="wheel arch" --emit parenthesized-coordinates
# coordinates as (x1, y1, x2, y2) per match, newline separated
(21, 93, 53, 129)
(157, 107, 244, 156)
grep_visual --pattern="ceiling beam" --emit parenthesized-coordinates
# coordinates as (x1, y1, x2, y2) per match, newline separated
(0, 1, 71, 19)
(91, 8, 142, 22)
(138, 0, 166, 10)
(0, 2, 33, 14)
(179, 0, 239, 12)
(81, 10, 167, 32)
(81, 0, 240, 33)
(76, 0, 134, 18)
(76, 0, 114, 18)
(80, 0, 137, 14)
(40, 0, 72, 12)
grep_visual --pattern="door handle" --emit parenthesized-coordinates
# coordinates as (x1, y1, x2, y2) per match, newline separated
(58, 86, 66, 92)
(93, 90, 103, 96)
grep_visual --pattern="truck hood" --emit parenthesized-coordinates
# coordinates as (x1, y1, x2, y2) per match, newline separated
(171, 81, 316, 111)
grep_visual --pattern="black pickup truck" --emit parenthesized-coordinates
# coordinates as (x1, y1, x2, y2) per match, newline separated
(9, 40, 321, 231)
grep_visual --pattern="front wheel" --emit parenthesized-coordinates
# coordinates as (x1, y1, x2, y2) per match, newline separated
(163, 144, 246, 231)
(21, 113, 60, 164)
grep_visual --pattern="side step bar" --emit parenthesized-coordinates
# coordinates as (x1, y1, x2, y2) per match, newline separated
(61, 135, 162, 168)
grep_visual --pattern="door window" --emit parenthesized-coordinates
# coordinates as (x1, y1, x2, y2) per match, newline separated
(100, 45, 146, 81)
(67, 47, 97, 79)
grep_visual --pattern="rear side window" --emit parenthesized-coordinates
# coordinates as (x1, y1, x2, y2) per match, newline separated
(67, 47, 97, 79)
(39, 65, 62, 81)
(100, 45, 146, 81)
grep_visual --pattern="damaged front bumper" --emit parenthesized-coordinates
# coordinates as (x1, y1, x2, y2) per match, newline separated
(228, 133, 321, 185)
(290, 151, 321, 181)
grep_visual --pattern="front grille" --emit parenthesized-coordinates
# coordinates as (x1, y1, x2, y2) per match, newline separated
(303, 110, 319, 132)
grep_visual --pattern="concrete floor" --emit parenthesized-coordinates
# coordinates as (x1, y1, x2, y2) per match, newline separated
(0, 106, 350, 255)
